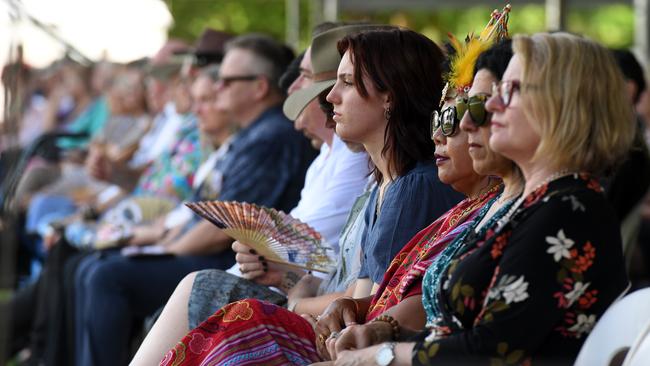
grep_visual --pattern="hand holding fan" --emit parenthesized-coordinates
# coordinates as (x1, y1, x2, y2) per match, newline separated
(185, 201, 334, 273)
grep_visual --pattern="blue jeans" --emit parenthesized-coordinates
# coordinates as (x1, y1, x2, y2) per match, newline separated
(74, 250, 235, 366)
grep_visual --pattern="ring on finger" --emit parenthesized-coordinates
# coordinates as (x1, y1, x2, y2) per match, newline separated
(328, 331, 340, 339)
(318, 334, 327, 345)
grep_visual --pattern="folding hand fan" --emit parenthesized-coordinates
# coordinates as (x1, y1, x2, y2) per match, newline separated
(186, 201, 334, 273)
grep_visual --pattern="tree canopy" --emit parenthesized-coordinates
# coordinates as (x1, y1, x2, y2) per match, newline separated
(164, 1, 634, 51)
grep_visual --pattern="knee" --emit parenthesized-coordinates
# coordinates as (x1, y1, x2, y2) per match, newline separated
(180, 271, 199, 287)
(86, 260, 121, 292)
(75, 256, 99, 290)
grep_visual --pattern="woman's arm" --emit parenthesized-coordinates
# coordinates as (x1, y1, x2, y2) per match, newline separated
(290, 279, 357, 316)
(330, 342, 416, 366)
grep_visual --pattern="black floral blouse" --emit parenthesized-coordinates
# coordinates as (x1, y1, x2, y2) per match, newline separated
(412, 174, 629, 366)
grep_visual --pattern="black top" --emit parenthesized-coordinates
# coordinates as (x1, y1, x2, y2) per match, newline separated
(412, 174, 628, 366)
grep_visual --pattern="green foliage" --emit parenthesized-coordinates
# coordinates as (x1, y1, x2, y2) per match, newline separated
(568, 4, 634, 48)
(164, 0, 312, 49)
(163, 1, 634, 50)
(342, 4, 632, 48)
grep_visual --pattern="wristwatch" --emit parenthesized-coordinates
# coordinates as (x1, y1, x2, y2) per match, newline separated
(375, 342, 396, 366)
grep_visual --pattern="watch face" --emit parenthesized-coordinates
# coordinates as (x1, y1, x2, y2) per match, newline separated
(376, 346, 394, 366)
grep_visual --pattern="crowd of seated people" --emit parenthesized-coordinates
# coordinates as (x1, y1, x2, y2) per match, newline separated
(4, 5, 650, 366)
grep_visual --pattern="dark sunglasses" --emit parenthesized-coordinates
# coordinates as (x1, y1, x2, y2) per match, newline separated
(217, 74, 259, 87)
(456, 94, 490, 126)
(430, 105, 459, 138)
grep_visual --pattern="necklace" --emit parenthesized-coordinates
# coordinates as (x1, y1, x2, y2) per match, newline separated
(494, 170, 576, 232)
(376, 180, 392, 217)
(424, 171, 576, 329)
(423, 193, 515, 327)
(524, 170, 574, 197)
(467, 176, 501, 201)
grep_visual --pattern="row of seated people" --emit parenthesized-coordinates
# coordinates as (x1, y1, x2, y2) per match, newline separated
(6, 10, 650, 366)
(133, 18, 650, 366)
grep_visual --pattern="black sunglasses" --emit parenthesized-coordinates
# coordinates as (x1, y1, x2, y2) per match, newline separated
(217, 75, 259, 87)
(430, 105, 459, 138)
(456, 94, 490, 126)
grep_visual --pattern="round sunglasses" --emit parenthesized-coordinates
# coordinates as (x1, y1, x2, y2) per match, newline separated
(430, 105, 459, 138)
(456, 94, 490, 126)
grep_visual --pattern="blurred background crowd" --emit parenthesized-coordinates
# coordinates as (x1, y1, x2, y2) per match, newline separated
(2, 1, 650, 365)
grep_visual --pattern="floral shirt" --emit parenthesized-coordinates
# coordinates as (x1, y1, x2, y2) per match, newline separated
(413, 174, 628, 366)
(134, 116, 202, 202)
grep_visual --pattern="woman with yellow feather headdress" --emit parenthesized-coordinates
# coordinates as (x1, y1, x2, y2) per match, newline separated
(445, 4, 511, 99)
(432, 5, 510, 143)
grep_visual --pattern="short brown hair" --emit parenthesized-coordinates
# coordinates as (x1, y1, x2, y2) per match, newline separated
(225, 34, 294, 96)
(514, 33, 635, 174)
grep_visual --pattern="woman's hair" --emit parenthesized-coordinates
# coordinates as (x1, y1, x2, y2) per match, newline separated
(474, 39, 513, 80)
(337, 27, 444, 181)
(513, 32, 634, 174)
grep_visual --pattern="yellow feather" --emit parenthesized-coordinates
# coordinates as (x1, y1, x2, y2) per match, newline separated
(445, 4, 511, 92)
(449, 37, 492, 91)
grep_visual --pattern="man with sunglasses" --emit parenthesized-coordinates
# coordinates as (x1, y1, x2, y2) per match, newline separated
(72, 34, 318, 366)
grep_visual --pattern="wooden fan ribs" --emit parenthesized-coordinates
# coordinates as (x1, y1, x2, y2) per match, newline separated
(185, 200, 334, 272)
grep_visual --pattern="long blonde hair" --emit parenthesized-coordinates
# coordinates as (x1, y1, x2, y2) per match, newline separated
(513, 32, 634, 174)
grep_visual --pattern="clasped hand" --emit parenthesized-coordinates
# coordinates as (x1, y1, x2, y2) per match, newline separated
(312, 298, 392, 360)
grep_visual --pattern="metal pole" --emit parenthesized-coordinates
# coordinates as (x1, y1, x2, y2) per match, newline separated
(3, 0, 92, 64)
(310, 0, 324, 36)
(285, 0, 300, 51)
(545, 0, 567, 31)
(323, 0, 339, 22)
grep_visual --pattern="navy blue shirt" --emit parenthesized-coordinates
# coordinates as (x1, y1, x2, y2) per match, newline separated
(214, 105, 316, 212)
(358, 160, 464, 283)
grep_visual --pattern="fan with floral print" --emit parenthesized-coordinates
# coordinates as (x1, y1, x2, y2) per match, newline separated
(186, 200, 334, 273)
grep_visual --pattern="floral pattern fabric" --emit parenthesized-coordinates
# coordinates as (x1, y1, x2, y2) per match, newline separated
(413, 174, 629, 366)
(161, 299, 319, 366)
(134, 117, 202, 202)
(366, 184, 501, 320)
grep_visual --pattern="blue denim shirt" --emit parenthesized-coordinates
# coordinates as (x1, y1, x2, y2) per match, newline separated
(357, 160, 464, 283)
(201, 105, 316, 213)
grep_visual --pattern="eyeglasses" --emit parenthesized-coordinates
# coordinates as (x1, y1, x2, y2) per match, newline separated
(491, 80, 523, 107)
(456, 94, 490, 126)
(216, 75, 259, 87)
(430, 105, 459, 138)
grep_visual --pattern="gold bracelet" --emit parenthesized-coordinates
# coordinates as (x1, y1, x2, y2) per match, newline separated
(372, 314, 400, 341)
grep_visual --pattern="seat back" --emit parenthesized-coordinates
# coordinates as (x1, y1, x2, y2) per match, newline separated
(621, 317, 650, 365)
(574, 288, 650, 366)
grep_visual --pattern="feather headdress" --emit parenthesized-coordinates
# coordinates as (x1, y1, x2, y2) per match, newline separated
(442, 4, 512, 105)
